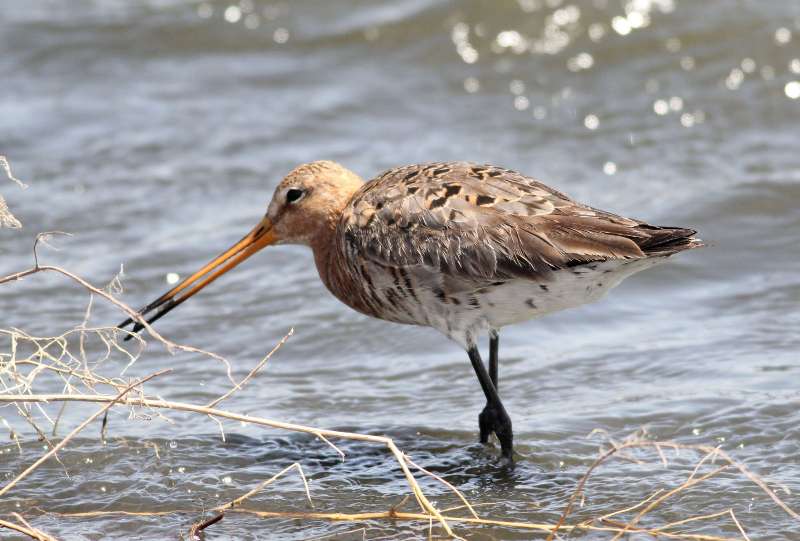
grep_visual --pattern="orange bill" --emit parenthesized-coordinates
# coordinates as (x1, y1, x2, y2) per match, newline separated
(118, 216, 277, 340)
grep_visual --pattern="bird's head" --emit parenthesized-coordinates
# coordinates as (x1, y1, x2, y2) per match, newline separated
(266, 160, 364, 246)
(118, 160, 363, 338)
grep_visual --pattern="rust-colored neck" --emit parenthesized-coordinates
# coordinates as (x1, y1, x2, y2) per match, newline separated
(310, 211, 341, 294)
(309, 209, 376, 318)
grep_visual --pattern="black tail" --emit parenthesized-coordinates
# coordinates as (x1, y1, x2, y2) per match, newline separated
(635, 225, 703, 255)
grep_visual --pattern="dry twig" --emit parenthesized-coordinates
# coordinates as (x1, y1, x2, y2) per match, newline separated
(0, 370, 169, 497)
(0, 515, 58, 541)
(0, 155, 25, 229)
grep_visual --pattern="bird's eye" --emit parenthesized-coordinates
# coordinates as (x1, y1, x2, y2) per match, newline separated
(286, 188, 305, 204)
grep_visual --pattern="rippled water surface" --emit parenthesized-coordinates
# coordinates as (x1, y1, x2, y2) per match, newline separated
(2, 1, 800, 539)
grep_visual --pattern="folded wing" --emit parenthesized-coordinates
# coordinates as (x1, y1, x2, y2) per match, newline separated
(340, 162, 698, 282)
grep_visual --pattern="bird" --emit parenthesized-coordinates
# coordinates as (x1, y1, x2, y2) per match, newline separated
(119, 161, 701, 461)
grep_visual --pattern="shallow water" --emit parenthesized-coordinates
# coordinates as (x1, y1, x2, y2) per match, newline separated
(1, 0, 800, 539)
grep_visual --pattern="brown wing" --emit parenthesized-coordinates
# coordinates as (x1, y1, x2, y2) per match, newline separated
(339, 162, 697, 281)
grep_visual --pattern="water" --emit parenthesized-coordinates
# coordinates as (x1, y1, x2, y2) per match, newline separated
(1, 0, 799, 538)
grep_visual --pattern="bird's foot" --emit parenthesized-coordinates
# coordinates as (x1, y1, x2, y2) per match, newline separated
(478, 403, 514, 462)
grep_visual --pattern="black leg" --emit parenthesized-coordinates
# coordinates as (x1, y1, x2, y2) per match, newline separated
(469, 345, 513, 460)
(479, 331, 501, 444)
(479, 332, 500, 444)
(489, 331, 499, 389)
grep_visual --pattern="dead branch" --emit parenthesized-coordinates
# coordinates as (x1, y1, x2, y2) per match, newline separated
(548, 437, 800, 541)
(0, 370, 169, 497)
(207, 328, 293, 408)
(0, 263, 235, 385)
(0, 155, 25, 229)
(188, 512, 224, 538)
(0, 515, 58, 541)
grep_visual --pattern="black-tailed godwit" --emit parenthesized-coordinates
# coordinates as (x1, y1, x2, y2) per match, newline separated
(120, 161, 701, 460)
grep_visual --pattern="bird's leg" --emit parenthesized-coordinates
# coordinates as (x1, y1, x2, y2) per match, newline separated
(478, 332, 500, 444)
(469, 343, 513, 460)
(488, 330, 499, 388)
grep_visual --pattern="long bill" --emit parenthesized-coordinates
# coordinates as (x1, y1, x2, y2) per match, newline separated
(118, 217, 277, 341)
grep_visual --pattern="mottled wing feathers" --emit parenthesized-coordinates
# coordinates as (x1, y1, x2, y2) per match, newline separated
(340, 162, 697, 282)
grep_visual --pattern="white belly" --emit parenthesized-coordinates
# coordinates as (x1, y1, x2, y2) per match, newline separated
(478, 258, 666, 328)
(424, 258, 667, 346)
(354, 257, 669, 348)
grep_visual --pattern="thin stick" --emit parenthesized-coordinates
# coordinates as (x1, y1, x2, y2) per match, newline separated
(0, 517, 58, 541)
(597, 488, 664, 522)
(654, 509, 733, 531)
(0, 155, 27, 188)
(729, 509, 751, 541)
(188, 512, 224, 537)
(206, 328, 293, 408)
(315, 432, 345, 459)
(0, 370, 168, 497)
(216, 463, 313, 510)
(546, 443, 620, 540)
(405, 456, 479, 519)
(611, 465, 730, 540)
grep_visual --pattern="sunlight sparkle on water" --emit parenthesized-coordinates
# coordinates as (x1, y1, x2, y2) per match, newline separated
(588, 23, 606, 41)
(224, 5, 241, 24)
(495, 30, 527, 54)
(567, 52, 594, 71)
(774, 27, 792, 45)
(611, 16, 631, 36)
(626, 11, 648, 29)
(669, 96, 683, 111)
(725, 68, 744, 90)
(452, 23, 479, 64)
(785, 81, 800, 100)
(552, 5, 580, 27)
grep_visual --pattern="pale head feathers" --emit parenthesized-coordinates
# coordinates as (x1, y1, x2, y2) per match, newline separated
(267, 160, 364, 246)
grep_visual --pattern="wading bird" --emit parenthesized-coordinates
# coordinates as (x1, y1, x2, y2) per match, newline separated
(119, 161, 701, 460)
